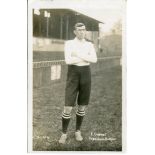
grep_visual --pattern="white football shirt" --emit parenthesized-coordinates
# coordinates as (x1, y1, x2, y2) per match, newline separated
(64, 38, 97, 66)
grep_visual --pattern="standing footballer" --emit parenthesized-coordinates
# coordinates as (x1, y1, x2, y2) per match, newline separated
(59, 23, 97, 144)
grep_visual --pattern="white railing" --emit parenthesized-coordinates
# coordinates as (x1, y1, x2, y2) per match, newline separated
(33, 56, 121, 68)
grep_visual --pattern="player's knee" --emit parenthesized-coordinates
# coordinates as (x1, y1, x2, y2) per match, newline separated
(78, 105, 86, 111)
(77, 105, 86, 116)
(63, 106, 73, 114)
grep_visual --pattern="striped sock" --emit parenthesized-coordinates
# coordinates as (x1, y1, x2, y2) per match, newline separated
(76, 110, 85, 131)
(62, 112, 71, 134)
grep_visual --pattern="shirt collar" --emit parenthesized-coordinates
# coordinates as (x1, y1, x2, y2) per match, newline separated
(74, 37, 86, 43)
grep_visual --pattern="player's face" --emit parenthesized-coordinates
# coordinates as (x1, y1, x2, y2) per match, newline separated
(74, 26, 86, 40)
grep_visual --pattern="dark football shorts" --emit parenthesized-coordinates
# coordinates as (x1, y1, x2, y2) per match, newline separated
(65, 65, 91, 106)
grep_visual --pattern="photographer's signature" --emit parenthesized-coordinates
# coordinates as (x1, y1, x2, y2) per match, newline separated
(33, 135, 50, 140)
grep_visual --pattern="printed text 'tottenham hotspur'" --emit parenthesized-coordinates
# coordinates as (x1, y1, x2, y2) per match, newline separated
(89, 132, 116, 141)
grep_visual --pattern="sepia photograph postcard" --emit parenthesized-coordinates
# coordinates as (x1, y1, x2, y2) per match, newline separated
(28, 0, 126, 152)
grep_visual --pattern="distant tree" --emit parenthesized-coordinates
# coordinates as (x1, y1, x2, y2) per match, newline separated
(111, 20, 122, 35)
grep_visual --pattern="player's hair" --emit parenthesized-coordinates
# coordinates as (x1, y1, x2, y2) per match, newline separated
(74, 23, 86, 30)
